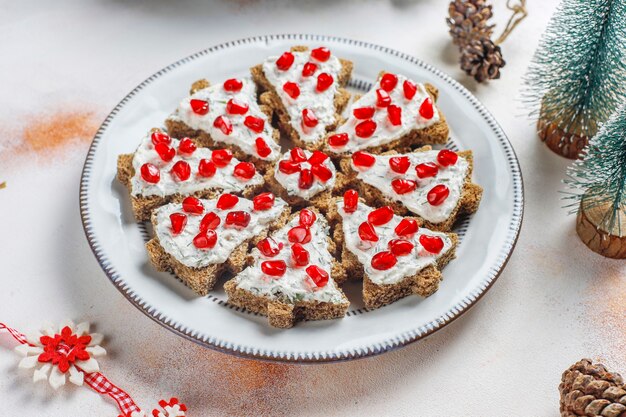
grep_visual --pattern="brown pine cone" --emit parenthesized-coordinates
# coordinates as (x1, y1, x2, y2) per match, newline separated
(447, 0, 494, 47)
(560, 359, 626, 417)
(460, 36, 505, 82)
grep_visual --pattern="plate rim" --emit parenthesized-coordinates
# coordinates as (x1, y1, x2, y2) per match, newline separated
(79, 33, 524, 363)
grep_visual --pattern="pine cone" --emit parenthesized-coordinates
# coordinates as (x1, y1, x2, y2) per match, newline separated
(560, 359, 626, 417)
(447, 0, 494, 47)
(460, 36, 505, 82)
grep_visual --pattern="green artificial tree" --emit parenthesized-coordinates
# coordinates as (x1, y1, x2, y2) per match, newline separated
(565, 105, 626, 258)
(523, 0, 626, 159)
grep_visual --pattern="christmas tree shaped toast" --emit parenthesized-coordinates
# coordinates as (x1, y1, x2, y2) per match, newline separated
(325, 72, 449, 156)
(338, 146, 482, 231)
(165, 77, 281, 166)
(328, 191, 457, 309)
(251, 45, 353, 150)
(146, 193, 290, 296)
(225, 208, 349, 328)
(117, 129, 266, 221)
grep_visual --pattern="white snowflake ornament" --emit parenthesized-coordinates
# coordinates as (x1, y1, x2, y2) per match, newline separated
(153, 398, 187, 417)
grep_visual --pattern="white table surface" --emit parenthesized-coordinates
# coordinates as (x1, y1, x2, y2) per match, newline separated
(1, 1, 624, 416)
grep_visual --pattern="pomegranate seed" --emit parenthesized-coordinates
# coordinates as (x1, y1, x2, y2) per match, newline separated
(387, 105, 402, 126)
(298, 168, 313, 189)
(290, 147, 307, 162)
(343, 190, 358, 213)
(308, 150, 328, 165)
(352, 151, 376, 168)
(355, 120, 377, 138)
(416, 162, 439, 178)
(197, 159, 216, 178)
(389, 156, 410, 174)
(299, 209, 317, 227)
(302, 62, 318, 77)
(311, 163, 332, 183)
(213, 115, 233, 135)
(358, 221, 378, 242)
(403, 80, 417, 100)
(291, 243, 310, 267)
(388, 239, 415, 256)
(199, 212, 220, 232)
(278, 160, 301, 175)
(376, 89, 391, 107)
(216, 193, 239, 210)
(151, 131, 171, 145)
(368, 206, 394, 225)
(427, 184, 450, 206)
(225, 211, 251, 228)
(391, 178, 417, 194)
(395, 218, 419, 237)
(169, 213, 187, 235)
(316, 72, 334, 92)
(261, 260, 286, 277)
(288, 226, 311, 244)
(211, 149, 233, 167)
(233, 161, 256, 180)
(182, 196, 204, 214)
(301, 109, 318, 128)
(353, 106, 375, 119)
(223, 78, 243, 92)
(155, 142, 175, 162)
(193, 230, 217, 249)
(371, 251, 397, 270)
(310, 47, 330, 62)
(171, 160, 191, 181)
(178, 138, 196, 155)
(276, 51, 295, 71)
(419, 234, 444, 254)
(190, 99, 209, 115)
(283, 82, 300, 99)
(244, 115, 265, 133)
(306, 265, 329, 287)
(256, 237, 282, 257)
(328, 133, 349, 148)
(419, 97, 434, 119)
(437, 149, 458, 166)
(255, 137, 272, 158)
(253, 192, 275, 211)
(226, 98, 249, 115)
(380, 73, 398, 91)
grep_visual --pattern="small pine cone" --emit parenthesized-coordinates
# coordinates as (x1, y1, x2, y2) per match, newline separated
(560, 359, 626, 417)
(460, 36, 505, 82)
(447, 0, 494, 47)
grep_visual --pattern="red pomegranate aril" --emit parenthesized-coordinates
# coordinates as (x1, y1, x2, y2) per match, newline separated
(197, 159, 217, 178)
(308, 150, 328, 165)
(178, 138, 196, 155)
(225, 211, 251, 228)
(213, 115, 233, 135)
(244, 115, 265, 133)
(182, 196, 204, 215)
(283, 82, 300, 99)
(288, 226, 311, 244)
(169, 213, 187, 235)
(190, 99, 209, 115)
(216, 193, 239, 210)
(290, 147, 307, 163)
(302, 62, 318, 77)
(358, 221, 379, 242)
(257, 237, 282, 257)
(302, 109, 318, 128)
(353, 106, 375, 119)
(376, 89, 391, 107)
(211, 149, 233, 167)
(151, 131, 171, 145)
(352, 151, 376, 168)
(299, 208, 317, 227)
(171, 160, 191, 181)
(261, 260, 287, 277)
(343, 189, 358, 213)
(306, 265, 329, 287)
(298, 168, 314, 189)
(276, 52, 294, 71)
(419, 234, 444, 254)
(310, 47, 331, 62)
(437, 149, 458, 166)
(226, 98, 249, 115)
(368, 206, 394, 226)
(233, 161, 256, 180)
(223, 78, 243, 92)
(391, 178, 417, 194)
(253, 192, 275, 211)
(311, 163, 332, 183)
(255, 137, 272, 158)
(389, 156, 410, 174)
(291, 243, 310, 267)
(416, 162, 439, 178)
(193, 230, 217, 249)
(355, 119, 377, 138)
(395, 218, 419, 237)
(387, 105, 402, 126)
(328, 133, 349, 148)
(419, 97, 434, 119)
(427, 184, 450, 206)
(155, 142, 175, 162)
(316, 72, 334, 92)
(403, 80, 417, 100)
(380, 73, 398, 92)
(371, 251, 397, 270)
(199, 212, 221, 232)
(278, 160, 301, 175)
(388, 239, 415, 256)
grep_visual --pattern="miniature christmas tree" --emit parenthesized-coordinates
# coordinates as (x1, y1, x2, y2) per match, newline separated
(523, 0, 626, 159)
(565, 105, 626, 258)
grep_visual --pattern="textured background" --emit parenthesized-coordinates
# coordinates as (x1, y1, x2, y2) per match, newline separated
(0, 1, 624, 416)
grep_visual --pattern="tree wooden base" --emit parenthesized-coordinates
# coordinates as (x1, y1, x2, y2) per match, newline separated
(576, 200, 626, 259)
(537, 117, 589, 159)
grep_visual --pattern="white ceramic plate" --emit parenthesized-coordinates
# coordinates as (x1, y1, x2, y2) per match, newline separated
(80, 34, 523, 362)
